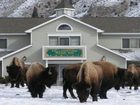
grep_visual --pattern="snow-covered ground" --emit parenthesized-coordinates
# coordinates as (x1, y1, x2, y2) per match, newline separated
(0, 84, 140, 105)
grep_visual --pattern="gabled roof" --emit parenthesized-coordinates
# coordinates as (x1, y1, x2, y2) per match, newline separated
(55, 0, 74, 9)
(81, 17, 140, 33)
(25, 15, 103, 33)
(0, 16, 140, 33)
(0, 18, 49, 33)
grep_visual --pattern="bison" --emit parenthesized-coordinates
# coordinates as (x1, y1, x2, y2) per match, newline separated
(26, 62, 57, 98)
(126, 64, 140, 90)
(114, 67, 127, 90)
(62, 61, 127, 100)
(6, 57, 29, 88)
(93, 61, 118, 99)
(62, 63, 81, 99)
(75, 62, 103, 102)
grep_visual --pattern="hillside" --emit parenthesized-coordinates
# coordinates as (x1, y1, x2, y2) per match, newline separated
(0, 0, 140, 18)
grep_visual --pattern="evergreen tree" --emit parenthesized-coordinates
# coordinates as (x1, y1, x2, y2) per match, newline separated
(32, 7, 38, 18)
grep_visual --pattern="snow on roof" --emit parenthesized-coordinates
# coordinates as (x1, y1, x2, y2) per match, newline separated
(113, 49, 140, 61)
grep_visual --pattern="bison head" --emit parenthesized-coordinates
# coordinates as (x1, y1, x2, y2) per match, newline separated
(40, 67, 58, 88)
(114, 68, 127, 90)
(6, 65, 21, 79)
(74, 82, 91, 103)
(125, 71, 134, 85)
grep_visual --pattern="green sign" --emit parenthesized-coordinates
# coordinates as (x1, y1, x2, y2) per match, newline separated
(47, 49, 83, 57)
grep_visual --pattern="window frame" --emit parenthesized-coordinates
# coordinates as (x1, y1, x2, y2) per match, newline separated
(49, 35, 81, 46)
(56, 23, 73, 32)
(0, 39, 7, 49)
(122, 37, 140, 49)
(59, 37, 70, 46)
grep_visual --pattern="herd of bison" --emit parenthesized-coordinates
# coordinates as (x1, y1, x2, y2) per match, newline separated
(6, 57, 140, 103)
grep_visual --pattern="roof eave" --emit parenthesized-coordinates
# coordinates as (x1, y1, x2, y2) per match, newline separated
(25, 15, 104, 33)
(97, 44, 126, 60)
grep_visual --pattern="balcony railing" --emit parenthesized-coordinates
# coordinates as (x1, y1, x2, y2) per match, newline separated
(42, 46, 87, 60)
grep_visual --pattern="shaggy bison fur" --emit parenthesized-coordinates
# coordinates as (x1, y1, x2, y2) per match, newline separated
(93, 61, 118, 99)
(114, 67, 127, 90)
(6, 57, 29, 88)
(62, 61, 127, 100)
(126, 64, 140, 90)
(75, 62, 103, 102)
(62, 63, 81, 99)
(26, 62, 57, 98)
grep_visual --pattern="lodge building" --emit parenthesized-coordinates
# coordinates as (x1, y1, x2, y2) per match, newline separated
(0, 0, 140, 84)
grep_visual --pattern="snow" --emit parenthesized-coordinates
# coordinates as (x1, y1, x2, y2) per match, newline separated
(1, 0, 140, 17)
(124, 2, 140, 17)
(0, 84, 140, 105)
(113, 49, 140, 61)
(8, 0, 39, 17)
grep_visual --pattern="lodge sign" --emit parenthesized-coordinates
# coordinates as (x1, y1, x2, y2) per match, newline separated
(47, 49, 83, 57)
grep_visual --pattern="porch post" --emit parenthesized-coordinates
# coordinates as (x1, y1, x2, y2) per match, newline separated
(45, 60, 48, 67)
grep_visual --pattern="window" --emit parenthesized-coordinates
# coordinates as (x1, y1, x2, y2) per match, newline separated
(130, 38, 139, 48)
(60, 37, 69, 45)
(49, 37, 58, 46)
(70, 36, 80, 45)
(122, 38, 140, 48)
(122, 39, 129, 48)
(0, 39, 7, 48)
(58, 24, 72, 30)
(49, 36, 80, 46)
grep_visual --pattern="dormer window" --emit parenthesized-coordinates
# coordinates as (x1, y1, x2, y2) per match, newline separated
(57, 24, 72, 31)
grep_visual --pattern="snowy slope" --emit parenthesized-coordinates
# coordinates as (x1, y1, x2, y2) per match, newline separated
(0, 0, 140, 17)
(0, 84, 140, 105)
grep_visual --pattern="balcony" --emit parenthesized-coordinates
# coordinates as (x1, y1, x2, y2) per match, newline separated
(42, 46, 87, 60)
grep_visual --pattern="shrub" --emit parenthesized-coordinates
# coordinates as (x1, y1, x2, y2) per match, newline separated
(0, 76, 10, 84)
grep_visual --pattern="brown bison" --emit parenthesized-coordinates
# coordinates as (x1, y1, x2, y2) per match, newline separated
(63, 61, 126, 100)
(115, 67, 127, 90)
(62, 63, 81, 99)
(126, 64, 140, 90)
(6, 57, 29, 88)
(75, 62, 103, 102)
(26, 62, 57, 98)
(93, 61, 118, 99)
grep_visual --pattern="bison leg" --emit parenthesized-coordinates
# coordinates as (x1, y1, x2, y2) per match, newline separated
(63, 83, 68, 98)
(134, 78, 139, 90)
(129, 86, 132, 90)
(11, 81, 15, 88)
(68, 86, 76, 99)
(39, 92, 43, 98)
(31, 91, 37, 98)
(15, 78, 22, 88)
(99, 89, 107, 99)
(15, 83, 20, 88)
(90, 86, 98, 101)
(37, 85, 45, 98)
(20, 80, 24, 87)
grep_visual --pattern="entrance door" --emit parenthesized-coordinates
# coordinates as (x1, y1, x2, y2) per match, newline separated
(57, 64, 67, 85)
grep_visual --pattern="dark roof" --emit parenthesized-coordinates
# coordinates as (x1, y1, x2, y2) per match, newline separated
(55, 0, 74, 9)
(0, 18, 48, 33)
(0, 17, 140, 33)
(81, 17, 140, 33)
